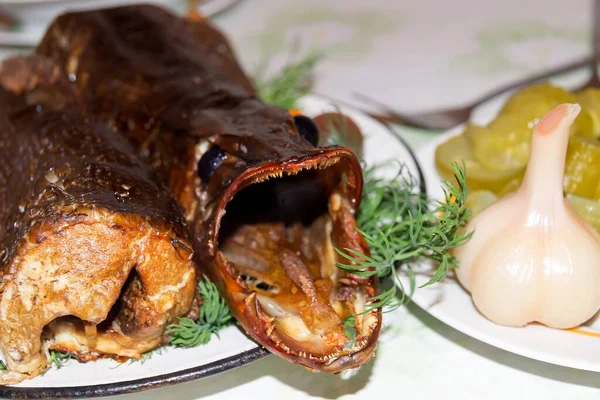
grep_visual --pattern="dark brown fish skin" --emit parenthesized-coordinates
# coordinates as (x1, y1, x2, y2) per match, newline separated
(37, 3, 254, 201)
(37, 5, 312, 213)
(0, 55, 196, 383)
(38, 5, 381, 373)
(0, 56, 191, 251)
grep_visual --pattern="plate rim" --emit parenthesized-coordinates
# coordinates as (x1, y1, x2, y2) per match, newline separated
(0, 94, 424, 398)
(0, 347, 269, 399)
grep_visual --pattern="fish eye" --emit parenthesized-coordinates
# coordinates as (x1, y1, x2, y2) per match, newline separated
(197, 145, 226, 182)
(293, 115, 319, 146)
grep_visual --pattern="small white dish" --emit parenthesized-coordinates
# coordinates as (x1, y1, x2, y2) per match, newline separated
(399, 91, 600, 373)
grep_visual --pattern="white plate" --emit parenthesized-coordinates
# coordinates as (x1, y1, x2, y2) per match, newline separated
(399, 93, 600, 373)
(0, 94, 420, 398)
(0, 0, 243, 48)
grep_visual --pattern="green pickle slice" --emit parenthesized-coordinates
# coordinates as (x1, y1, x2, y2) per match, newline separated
(575, 88, 600, 138)
(465, 117, 533, 170)
(435, 133, 524, 195)
(564, 135, 600, 200)
(466, 84, 595, 171)
(435, 83, 600, 229)
(499, 83, 577, 115)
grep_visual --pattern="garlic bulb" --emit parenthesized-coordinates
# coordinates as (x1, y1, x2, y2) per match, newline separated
(455, 103, 600, 329)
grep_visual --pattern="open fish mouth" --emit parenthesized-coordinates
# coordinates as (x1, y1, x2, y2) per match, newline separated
(206, 147, 381, 372)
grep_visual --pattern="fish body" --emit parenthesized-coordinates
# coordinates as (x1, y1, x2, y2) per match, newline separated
(39, 5, 381, 372)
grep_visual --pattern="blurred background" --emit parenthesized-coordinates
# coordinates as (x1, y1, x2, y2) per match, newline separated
(0, 0, 591, 118)
(0, 1, 597, 399)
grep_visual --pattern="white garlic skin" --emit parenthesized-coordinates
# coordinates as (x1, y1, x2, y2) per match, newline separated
(455, 104, 600, 329)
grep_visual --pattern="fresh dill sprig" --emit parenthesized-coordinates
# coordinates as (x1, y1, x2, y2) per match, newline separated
(0, 360, 6, 371)
(48, 350, 71, 370)
(343, 315, 357, 348)
(166, 276, 233, 347)
(128, 347, 165, 365)
(254, 52, 322, 110)
(336, 161, 472, 316)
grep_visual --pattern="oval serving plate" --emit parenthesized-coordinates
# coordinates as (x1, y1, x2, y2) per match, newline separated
(0, 94, 423, 399)
(399, 91, 600, 373)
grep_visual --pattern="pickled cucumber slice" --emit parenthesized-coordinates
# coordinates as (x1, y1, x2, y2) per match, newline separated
(498, 83, 596, 136)
(435, 133, 524, 195)
(468, 110, 595, 171)
(567, 194, 600, 233)
(500, 83, 577, 115)
(465, 117, 532, 170)
(466, 84, 595, 171)
(436, 83, 600, 202)
(572, 107, 597, 139)
(564, 136, 600, 199)
(575, 88, 600, 138)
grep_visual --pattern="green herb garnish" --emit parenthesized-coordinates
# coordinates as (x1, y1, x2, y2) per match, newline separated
(343, 314, 357, 348)
(128, 347, 164, 365)
(337, 161, 472, 318)
(0, 360, 6, 371)
(166, 276, 233, 347)
(48, 350, 71, 370)
(255, 52, 321, 110)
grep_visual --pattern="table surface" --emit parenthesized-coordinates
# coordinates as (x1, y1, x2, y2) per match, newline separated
(4, 0, 600, 399)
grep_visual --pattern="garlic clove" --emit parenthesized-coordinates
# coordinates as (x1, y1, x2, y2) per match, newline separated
(454, 104, 600, 329)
